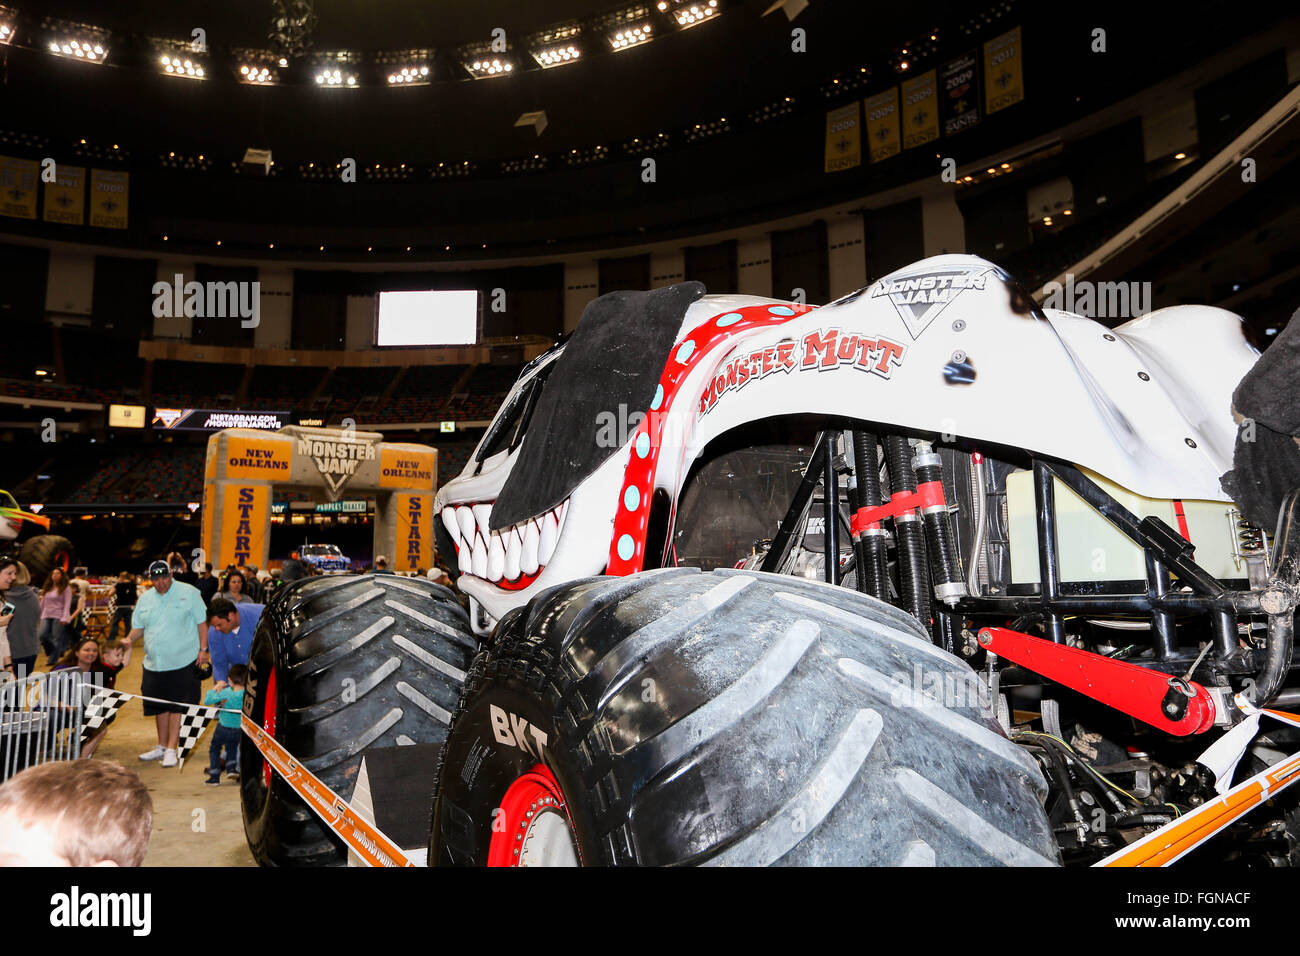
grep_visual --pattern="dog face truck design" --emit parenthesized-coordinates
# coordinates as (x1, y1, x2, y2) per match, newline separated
(436, 253, 1257, 635)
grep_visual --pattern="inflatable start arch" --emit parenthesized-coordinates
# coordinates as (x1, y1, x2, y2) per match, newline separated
(201, 425, 437, 572)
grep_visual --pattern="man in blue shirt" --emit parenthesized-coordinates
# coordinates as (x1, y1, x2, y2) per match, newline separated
(128, 560, 209, 768)
(205, 597, 262, 685)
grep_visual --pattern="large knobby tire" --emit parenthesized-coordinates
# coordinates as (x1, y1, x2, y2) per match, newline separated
(241, 573, 476, 867)
(19, 534, 73, 584)
(430, 567, 1059, 866)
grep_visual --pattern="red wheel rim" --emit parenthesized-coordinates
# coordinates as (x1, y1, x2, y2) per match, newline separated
(262, 666, 277, 787)
(487, 763, 580, 867)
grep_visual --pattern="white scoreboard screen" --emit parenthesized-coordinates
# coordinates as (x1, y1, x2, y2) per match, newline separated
(375, 289, 478, 346)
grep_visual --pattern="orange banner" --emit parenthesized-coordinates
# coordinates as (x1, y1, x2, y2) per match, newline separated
(242, 714, 415, 867)
(222, 434, 293, 480)
(218, 483, 270, 568)
(379, 446, 435, 489)
(392, 492, 433, 572)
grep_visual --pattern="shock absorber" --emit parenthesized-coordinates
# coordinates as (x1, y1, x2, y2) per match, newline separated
(911, 440, 968, 607)
(849, 430, 891, 602)
(884, 435, 931, 628)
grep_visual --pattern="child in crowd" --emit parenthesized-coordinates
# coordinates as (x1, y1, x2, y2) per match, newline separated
(203, 663, 246, 784)
(50, 636, 132, 757)
(0, 760, 153, 866)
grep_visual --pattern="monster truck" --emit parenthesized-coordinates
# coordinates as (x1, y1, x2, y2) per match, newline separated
(242, 254, 1300, 867)
(297, 542, 351, 574)
(0, 489, 74, 584)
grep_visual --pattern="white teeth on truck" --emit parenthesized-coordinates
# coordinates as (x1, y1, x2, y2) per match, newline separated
(503, 526, 522, 581)
(441, 500, 567, 585)
(538, 510, 559, 565)
(521, 519, 541, 575)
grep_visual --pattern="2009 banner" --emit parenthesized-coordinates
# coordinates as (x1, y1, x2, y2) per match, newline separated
(941, 51, 981, 136)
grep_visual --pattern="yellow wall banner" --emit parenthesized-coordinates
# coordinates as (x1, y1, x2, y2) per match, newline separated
(89, 169, 129, 229)
(824, 102, 862, 173)
(219, 483, 270, 569)
(0, 156, 39, 220)
(392, 492, 433, 572)
(44, 164, 85, 225)
(984, 26, 1025, 114)
(223, 433, 293, 480)
(379, 446, 435, 489)
(864, 88, 901, 163)
(901, 70, 940, 150)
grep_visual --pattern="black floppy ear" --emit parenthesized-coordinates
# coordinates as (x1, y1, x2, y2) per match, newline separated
(490, 281, 706, 531)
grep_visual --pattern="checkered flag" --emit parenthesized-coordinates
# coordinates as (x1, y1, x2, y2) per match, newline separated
(176, 704, 221, 769)
(80, 688, 130, 745)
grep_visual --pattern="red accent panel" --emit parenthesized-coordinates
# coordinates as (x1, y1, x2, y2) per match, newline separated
(607, 302, 816, 574)
(1173, 500, 1191, 542)
(977, 626, 1216, 736)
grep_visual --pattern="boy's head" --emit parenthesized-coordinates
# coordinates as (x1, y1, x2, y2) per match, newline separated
(227, 664, 248, 687)
(101, 643, 125, 667)
(0, 761, 153, 866)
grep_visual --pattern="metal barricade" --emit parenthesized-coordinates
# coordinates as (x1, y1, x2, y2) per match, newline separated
(0, 670, 98, 782)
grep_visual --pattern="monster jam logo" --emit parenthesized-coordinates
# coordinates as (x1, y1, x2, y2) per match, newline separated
(871, 268, 990, 339)
(698, 328, 906, 416)
(297, 435, 378, 499)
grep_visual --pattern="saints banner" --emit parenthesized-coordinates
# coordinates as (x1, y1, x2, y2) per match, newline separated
(983, 26, 1024, 114)
(864, 88, 901, 163)
(44, 163, 86, 225)
(90, 169, 129, 229)
(901, 69, 940, 150)
(0, 156, 39, 220)
(941, 51, 981, 136)
(824, 102, 862, 173)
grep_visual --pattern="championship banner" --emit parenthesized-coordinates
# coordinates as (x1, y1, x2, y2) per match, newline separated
(864, 88, 901, 163)
(218, 482, 271, 568)
(0, 156, 39, 220)
(391, 492, 433, 572)
(89, 168, 129, 229)
(983, 26, 1025, 115)
(900, 70, 940, 150)
(940, 51, 981, 137)
(44, 163, 86, 225)
(823, 102, 862, 173)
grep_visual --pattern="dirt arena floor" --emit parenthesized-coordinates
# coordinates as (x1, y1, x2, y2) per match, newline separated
(87, 642, 255, 867)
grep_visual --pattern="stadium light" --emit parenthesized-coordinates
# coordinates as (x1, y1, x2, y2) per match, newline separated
(668, 0, 719, 30)
(41, 18, 109, 63)
(601, 5, 654, 51)
(529, 22, 583, 68)
(234, 49, 281, 85)
(378, 49, 432, 86)
(154, 39, 207, 79)
(312, 51, 359, 87)
(0, 6, 15, 45)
